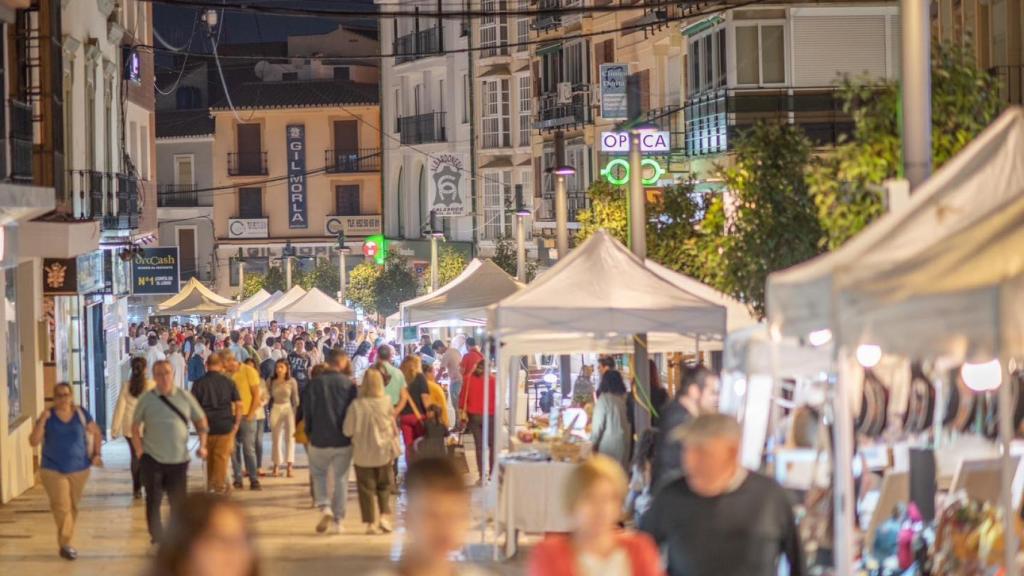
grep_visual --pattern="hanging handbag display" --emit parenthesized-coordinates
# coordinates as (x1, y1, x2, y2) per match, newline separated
(902, 363, 936, 435)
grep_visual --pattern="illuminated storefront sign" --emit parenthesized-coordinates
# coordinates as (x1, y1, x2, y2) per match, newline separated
(599, 130, 672, 153)
(600, 158, 666, 187)
(363, 234, 388, 265)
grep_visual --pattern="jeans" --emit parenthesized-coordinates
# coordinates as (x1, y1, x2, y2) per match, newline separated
(126, 437, 142, 494)
(308, 445, 354, 520)
(254, 417, 266, 470)
(468, 413, 495, 480)
(140, 454, 188, 543)
(232, 419, 258, 485)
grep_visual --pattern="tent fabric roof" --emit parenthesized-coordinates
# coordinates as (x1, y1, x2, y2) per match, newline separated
(157, 278, 235, 315)
(646, 259, 758, 333)
(401, 259, 524, 325)
(768, 107, 1024, 360)
(238, 291, 283, 323)
(489, 230, 726, 355)
(229, 289, 271, 319)
(253, 285, 307, 324)
(273, 288, 357, 323)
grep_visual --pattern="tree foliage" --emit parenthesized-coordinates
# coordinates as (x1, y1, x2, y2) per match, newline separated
(576, 181, 629, 245)
(240, 266, 285, 299)
(715, 121, 823, 318)
(346, 260, 383, 316)
(491, 235, 538, 282)
(809, 42, 1004, 249)
(422, 246, 468, 292)
(346, 253, 419, 319)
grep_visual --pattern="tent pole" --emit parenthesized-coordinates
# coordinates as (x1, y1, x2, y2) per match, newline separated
(832, 348, 856, 576)
(996, 298, 1018, 576)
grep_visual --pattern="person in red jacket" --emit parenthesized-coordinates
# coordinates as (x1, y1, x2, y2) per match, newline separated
(459, 336, 483, 382)
(529, 455, 664, 576)
(458, 358, 496, 483)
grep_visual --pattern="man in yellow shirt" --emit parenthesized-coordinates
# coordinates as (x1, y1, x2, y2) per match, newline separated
(225, 351, 262, 490)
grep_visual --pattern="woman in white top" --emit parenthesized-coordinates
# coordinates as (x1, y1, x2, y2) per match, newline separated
(267, 359, 299, 478)
(342, 368, 399, 534)
(111, 356, 154, 499)
(352, 341, 372, 383)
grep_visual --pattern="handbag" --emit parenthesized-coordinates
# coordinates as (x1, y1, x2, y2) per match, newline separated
(74, 408, 96, 461)
(447, 432, 471, 475)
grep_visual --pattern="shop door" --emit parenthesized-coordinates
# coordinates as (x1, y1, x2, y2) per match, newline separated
(177, 228, 197, 281)
(87, 304, 107, 436)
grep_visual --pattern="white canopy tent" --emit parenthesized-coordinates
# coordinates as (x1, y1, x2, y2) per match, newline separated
(250, 285, 306, 325)
(229, 289, 272, 319)
(400, 259, 524, 326)
(766, 107, 1024, 576)
(157, 278, 235, 315)
(273, 287, 357, 323)
(237, 290, 282, 324)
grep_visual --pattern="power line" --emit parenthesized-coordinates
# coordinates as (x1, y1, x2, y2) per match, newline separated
(137, 1, 747, 62)
(154, 11, 200, 95)
(144, 0, 705, 21)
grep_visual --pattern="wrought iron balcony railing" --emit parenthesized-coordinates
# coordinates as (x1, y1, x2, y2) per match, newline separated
(324, 148, 381, 173)
(398, 112, 447, 145)
(227, 151, 268, 176)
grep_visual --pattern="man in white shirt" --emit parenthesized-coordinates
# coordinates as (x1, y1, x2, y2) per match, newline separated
(143, 335, 166, 378)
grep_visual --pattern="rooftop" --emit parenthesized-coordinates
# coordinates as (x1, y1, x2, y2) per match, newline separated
(209, 79, 379, 110)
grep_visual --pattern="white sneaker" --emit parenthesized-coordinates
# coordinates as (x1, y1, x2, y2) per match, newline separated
(316, 512, 333, 534)
(365, 523, 380, 535)
(378, 517, 393, 533)
(332, 520, 345, 535)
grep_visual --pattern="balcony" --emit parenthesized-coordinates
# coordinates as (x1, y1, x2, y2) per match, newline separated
(227, 151, 268, 176)
(532, 0, 582, 32)
(324, 148, 381, 173)
(536, 190, 590, 222)
(9, 99, 32, 182)
(991, 65, 1024, 105)
(104, 173, 140, 230)
(682, 87, 854, 158)
(158, 184, 211, 207)
(87, 170, 107, 218)
(398, 112, 447, 145)
(394, 27, 442, 65)
(535, 91, 592, 131)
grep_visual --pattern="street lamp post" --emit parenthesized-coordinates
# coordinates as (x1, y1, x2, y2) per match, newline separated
(628, 127, 652, 435)
(236, 247, 246, 300)
(283, 240, 295, 289)
(553, 166, 575, 260)
(514, 184, 529, 283)
(425, 210, 444, 293)
(335, 232, 350, 303)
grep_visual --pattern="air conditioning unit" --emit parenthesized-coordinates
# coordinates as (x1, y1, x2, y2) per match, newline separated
(557, 82, 572, 104)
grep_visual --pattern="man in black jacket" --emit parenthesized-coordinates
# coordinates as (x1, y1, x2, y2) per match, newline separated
(641, 414, 804, 576)
(301, 348, 357, 534)
(650, 365, 719, 492)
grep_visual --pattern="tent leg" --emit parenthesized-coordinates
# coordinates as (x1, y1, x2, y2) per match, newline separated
(832, 350, 856, 576)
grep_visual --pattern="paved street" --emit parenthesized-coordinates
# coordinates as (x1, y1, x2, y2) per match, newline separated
(0, 438, 525, 576)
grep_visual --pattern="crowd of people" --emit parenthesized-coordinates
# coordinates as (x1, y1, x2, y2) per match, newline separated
(29, 318, 804, 576)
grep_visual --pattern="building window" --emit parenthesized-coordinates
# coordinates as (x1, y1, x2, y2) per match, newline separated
(735, 23, 785, 85)
(174, 155, 194, 186)
(689, 27, 731, 96)
(238, 187, 263, 218)
(483, 170, 513, 240)
(518, 75, 531, 147)
(516, 0, 530, 52)
(335, 184, 361, 216)
(480, 0, 509, 58)
(563, 40, 589, 86)
(333, 66, 350, 80)
(230, 256, 269, 287)
(482, 78, 511, 149)
(176, 86, 202, 109)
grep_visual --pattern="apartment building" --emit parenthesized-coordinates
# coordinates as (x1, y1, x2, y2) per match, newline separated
(471, 0, 536, 255)
(933, 0, 1023, 105)
(210, 58, 382, 297)
(377, 0, 475, 262)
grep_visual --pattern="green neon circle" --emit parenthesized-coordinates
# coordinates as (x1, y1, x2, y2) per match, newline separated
(641, 158, 666, 186)
(600, 158, 631, 186)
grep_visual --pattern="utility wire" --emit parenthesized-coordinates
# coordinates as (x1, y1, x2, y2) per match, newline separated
(143, 0, 709, 20)
(155, 11, 200, 95)
(137, 0, 752, 61)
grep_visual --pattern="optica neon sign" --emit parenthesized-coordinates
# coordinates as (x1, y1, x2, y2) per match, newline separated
(599, 158, 666, 186)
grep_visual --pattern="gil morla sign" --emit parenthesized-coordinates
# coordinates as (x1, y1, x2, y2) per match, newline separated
(132, 247, 180, 295)
(287, 124, 308, 229)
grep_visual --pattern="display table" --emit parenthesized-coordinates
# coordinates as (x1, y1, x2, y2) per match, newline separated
(499, 459, 576, 557)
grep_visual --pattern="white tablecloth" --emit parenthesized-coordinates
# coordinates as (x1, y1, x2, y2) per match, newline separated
(499, 460, 576, 534)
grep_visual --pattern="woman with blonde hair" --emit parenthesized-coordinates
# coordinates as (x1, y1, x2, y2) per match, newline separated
(529, 454, 663, 576)
(343, 368, 400, 534)
(394, 356, 432, 465)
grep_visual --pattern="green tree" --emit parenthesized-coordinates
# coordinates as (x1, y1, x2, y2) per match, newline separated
(716, 121, 823, 318)
(239, 265, 285, 298)
(422, 246, 468, 292)
(809, 42, 1004, 249)
(347, 260, 383, 316)
(491, 235, 538, 282)
(576, 181, 629, 245)
(296, 258, 341, 296)
(375, 253, 419, 317)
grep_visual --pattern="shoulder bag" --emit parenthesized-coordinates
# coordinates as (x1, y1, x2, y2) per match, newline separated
(158, 394, 191, 427)
(74, 408, 96, 460)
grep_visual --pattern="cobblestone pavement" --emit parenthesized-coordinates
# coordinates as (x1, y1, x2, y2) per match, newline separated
(0, 438, 526, 575)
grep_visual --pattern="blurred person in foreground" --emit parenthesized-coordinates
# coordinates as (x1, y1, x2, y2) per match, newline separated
(529, 455, 663, 576)
(371, 458, 491, 576)
(650, 365, 719, 492)
(640, 414, 803, 576)
(149, 493, 259, 576)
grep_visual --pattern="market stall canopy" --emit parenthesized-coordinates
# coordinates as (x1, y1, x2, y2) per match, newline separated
(767, 107, 1024, 357)
(489, 230, 727, 355)
(238, 290, 283, 323)
(157, 278, 234, 315)
(251, 285, 306, 324)
(646, 259, 758, 333)
(229, 289, 271, 319)
(723, 325, 831, 378)
(273, 287, 357, 323)
(400, 259, 524, 325)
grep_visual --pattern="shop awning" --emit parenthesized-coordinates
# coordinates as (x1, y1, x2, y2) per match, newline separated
(401, 259, 523, 325)
(158, 277, 235, 315)
(273, 287, 356, 323)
